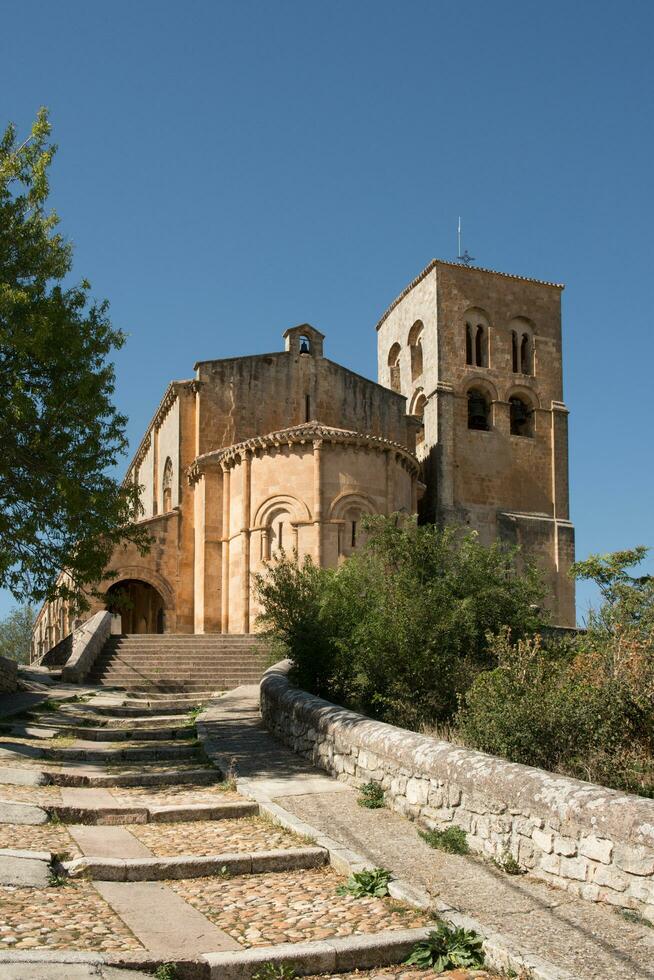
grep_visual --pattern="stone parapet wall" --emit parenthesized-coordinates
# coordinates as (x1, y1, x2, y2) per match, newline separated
(61, 611, 112, 683)
(0, 655, 18, 693)
(260, 661, 654, 920)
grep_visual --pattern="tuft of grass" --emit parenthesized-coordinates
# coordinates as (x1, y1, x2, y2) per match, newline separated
(618, 908, 653, 928)
(154, 965, 178, 980)
(36, 699, 60, 713)
(187, 704, 205, 725)
(47, 869, 71, 887)
(357, 780, 385, 809)
(252, 963, 298, 980)
(405, 922, 485, 971)
(336, 867, 392, 898)
(419, 825, 469, 855)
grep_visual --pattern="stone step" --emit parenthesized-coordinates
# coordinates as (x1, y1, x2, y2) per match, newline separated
(63, 846, 327, 881)
(96, 661, 263, 668)
(89, 702, 213, 715)
(7, 723, 195, 742)
(50, 767, 220, 788)
(48, 798, 258, 825)
(92, 660, 263, 677)
(44, 742, 202, 763)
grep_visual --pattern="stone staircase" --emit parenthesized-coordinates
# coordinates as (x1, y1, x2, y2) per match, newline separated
(86, 633, 269, 693)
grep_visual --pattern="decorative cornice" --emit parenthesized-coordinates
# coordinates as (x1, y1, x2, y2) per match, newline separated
(187, 421, 420, 483)
(375, 259, 565, 333)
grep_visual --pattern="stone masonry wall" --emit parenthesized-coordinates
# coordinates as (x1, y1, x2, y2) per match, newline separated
(260, 661, 654, 921)
(0, 655, 18, 693)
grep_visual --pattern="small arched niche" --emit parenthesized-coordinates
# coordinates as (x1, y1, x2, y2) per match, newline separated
(388, 342, 401, 393)
(408, 320, 424, 381)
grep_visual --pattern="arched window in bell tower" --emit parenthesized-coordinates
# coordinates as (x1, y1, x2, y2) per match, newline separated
(509, 318, 534, 376)
(388, 343, 401, 393)
(408, 320, 424, 380)
(464, 309, 490, 368)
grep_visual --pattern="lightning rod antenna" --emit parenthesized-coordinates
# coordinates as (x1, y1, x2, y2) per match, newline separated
(456, 217, 475, 267)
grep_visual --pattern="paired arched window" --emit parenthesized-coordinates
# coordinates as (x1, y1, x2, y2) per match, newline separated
(510, 319, 534, 375)
(388, 343, 401, 393)
(162, 457, 173, 512)
(408, 321, 424, 380)
(465, 311, 489, 368)
(467, 388, 490, 431)
(509, 396, 534, 437)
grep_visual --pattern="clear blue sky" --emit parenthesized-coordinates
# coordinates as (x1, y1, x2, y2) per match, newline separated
(1, 0, 652, 623)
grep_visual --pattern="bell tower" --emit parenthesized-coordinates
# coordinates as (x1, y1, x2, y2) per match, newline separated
(376, 259, 575, 627)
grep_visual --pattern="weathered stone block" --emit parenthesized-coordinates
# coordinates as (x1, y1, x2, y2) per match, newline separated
(579, 835, 613, 865)
(405, 777, 429, 807)
(614, 845, 654, 876)
(593, 865, 627, 892)
(559, 856, 589, 881)
(532, 829, 554, 854)
(554, 836, 577, 857)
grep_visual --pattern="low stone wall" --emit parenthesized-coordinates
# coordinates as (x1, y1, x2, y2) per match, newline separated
(0, 655, 18, 694)
(260, 661, 654, 921)
(61, 611, 112, 683)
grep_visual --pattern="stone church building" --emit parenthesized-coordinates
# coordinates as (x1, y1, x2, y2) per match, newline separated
(33, 259, 575, 656)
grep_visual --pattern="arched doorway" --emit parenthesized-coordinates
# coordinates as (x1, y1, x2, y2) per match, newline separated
(106, 580, 166, 634)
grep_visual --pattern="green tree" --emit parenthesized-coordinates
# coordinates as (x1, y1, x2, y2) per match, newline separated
(0, 603, 36, 664)
(0, 109, 148, 611)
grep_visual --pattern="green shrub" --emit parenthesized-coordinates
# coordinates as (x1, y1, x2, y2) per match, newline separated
(405, 922, 485, 970)
(456, 550, 654, 797)
(493, 849, 524, 875)
(336, 867, 392, 898)
(357, 781, 385, 808)
(254, 517, 544, 727)
(419, 825, 469, 854)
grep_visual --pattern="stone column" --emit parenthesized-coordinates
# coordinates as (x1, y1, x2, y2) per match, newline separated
(241, 451, 252, 633)
(313, 438, 323, 565)
(220, 463, 230, 634)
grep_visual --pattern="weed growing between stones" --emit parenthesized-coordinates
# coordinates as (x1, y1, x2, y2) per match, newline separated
(219, 755, 239, 791)
(405, 922, 485, 971)
(492, 849, 524, 875)
(252, 964, 297, 980)
(419, 825, 469, 854)
(336, 867, 392, 898)
(187, 704, 205, 725)
(35, 699, 59, 713)
(154, 965, 178, 980)
(357, 780, 385, 808)
(618, 908, 653, 928)
(47, 869, 71, 887)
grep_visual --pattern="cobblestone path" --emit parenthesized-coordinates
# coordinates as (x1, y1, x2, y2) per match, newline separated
(0, 682, 469, 980)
